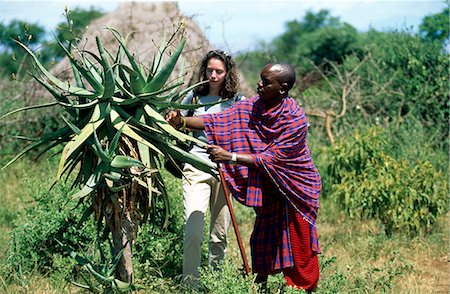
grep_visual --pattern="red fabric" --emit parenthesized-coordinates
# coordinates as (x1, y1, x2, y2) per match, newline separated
(202, 96, 321, 265)
(283, 205, 319, 291)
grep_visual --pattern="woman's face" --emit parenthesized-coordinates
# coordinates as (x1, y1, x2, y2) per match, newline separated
(205, 57, 227, 92)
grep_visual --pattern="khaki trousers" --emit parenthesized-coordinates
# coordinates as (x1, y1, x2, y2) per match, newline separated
(182, 163, 231, 287)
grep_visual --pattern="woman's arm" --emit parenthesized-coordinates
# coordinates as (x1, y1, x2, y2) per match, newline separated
(165, 109, 205, 130)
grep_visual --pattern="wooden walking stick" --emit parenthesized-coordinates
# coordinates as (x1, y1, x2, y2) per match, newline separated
(217, 163, 251, 275)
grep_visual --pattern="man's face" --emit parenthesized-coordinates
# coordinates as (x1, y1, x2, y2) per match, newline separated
(257, 64, 283, 103)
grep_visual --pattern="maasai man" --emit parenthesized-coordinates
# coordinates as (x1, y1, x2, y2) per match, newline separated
(166, 62, 321, 291)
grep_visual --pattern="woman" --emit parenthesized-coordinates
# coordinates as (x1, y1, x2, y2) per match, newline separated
(178, 50, 244, 288)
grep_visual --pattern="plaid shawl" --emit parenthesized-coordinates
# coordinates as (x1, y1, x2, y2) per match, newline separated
(202, 96, 321, 273)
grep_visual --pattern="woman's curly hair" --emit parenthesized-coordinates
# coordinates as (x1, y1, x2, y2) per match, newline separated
(194, 50, 240, 99)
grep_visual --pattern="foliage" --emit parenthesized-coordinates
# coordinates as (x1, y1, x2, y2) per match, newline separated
(326, 126, 448, 236)
(197, 261, 257, 293)
(0, 12, 219, 286)
(270, 9, 360, 75)
(419, 5, 450, 43)
(357, 30, 449, 146)
(55, 6, 105, 47)
(2, 23, 215, 228)
(3, 179, 97, 281)
(48, 6, 105, 59)
(0, 20, 50, 77)
(298, 29, 449, 150)
(0, 7, 106, 77)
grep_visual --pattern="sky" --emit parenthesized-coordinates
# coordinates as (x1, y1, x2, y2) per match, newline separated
(0, 0, 446, 53)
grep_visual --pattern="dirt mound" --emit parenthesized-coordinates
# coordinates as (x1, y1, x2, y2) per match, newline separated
(51, 1, 254, 96)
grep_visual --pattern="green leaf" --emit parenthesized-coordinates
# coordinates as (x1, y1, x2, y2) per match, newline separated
(2, 125, 73, 170)
(168, 80, 208, 103)
(143, 104, 207, 147)
(71, 163, 105, 200)
(14, 40, 96, 97)
(110, 155, 146, 169)
(57, 103, 106, 179)
(96, 36, 116, 100)
(30, 73, 77, 117)
(107, 27, 146, 90)
(110, 108, 163, 155)
(0, 101, 58, 120)
(149, 30, 167, 80)
(54, 35, 104, 94)
(143, 38, 186, 93)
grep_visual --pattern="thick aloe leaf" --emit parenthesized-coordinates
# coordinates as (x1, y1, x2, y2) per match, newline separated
(56, 239, 90, 266)
(136, 81, 184, 101)
(148, 30, 167, 82)
(54, 35, 104, 94)
(70, 281, 91, 290)
(57, 99, 99, 109)
(68, 40, 84, 88)
(134, 110, 155, 211)
(110, 108, 163, 155)
(91, 126, 112, 163)
(113, 279, 145, 291)
(14, 40, 96, 97)
(71, 163, 105, 200)
(168, 143, 215, 169)
(110, 155, 145, 169)
(116, 63, 144, 95)
(2, 124, 73, 170)
(81, 50, 103, 83)
(95, 36, 116, 100)
(113, 106, 161, 134)
(107, 118, 127, 158)
(142, 38, 186, 93)
(107, 27, 146, 89)
(143, 105, 207, 147)
(57, 103, 106, 178)
(30, 74, 78, 117)
(168, 80, 208, 102)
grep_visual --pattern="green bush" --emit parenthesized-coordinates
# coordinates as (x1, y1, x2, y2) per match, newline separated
(3, 178, 97, 281)
(326, 126, 448, 236)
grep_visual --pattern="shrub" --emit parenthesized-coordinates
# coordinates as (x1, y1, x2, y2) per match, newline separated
(326, 126, 448, 236)
(3, 178, 97, 281)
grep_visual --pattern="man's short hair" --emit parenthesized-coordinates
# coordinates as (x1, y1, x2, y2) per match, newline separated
(271, 62, 296, 91)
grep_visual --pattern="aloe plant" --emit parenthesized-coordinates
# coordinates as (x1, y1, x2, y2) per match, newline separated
(1, 23, 216, 284)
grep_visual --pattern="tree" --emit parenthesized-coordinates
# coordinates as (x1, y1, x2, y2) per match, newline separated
(271, 9, 360, 74)
(2, 23, 214, 290)
(419, 6, 450, 44)
(0, 20, 47, 76)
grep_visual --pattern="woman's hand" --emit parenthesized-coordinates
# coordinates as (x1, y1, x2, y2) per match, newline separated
(165, 109, 183, 128)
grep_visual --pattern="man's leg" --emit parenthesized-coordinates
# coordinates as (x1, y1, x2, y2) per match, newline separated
(282, 207, 319, 292)
(182, 164, 211, 287)
(208, 176, 231, 269)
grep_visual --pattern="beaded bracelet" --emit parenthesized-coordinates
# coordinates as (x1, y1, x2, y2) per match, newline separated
(178, 116, 187, 131)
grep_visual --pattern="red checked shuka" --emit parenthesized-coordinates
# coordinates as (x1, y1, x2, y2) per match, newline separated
(202, 95, 321, 275)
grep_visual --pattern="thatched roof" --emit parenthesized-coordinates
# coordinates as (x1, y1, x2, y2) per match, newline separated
(52, 1, 254, 96)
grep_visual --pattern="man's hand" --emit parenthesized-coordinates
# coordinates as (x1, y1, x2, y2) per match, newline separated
(206, 144, 232, 163)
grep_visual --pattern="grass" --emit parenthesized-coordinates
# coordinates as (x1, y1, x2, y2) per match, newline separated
(2, 158, 447, 293)
(0, 78, 448, 293)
